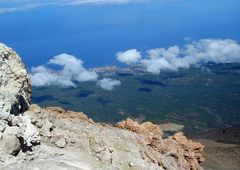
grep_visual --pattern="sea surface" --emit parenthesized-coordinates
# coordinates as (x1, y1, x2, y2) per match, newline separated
(0, 0, 239, 68)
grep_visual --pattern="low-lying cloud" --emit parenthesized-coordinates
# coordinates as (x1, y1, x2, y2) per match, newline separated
(97, 78, 121, 91)
(117, 39, 240, 74)
(48, 54, 99, 82)
(30, 53, 121, 90)
(116, 49, 142, 64)
(31, 65, 76, 87)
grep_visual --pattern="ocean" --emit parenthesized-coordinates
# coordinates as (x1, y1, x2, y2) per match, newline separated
(0, 0, 239, 68)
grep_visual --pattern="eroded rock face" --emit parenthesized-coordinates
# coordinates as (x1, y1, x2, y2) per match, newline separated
(0, 43, 31, 120)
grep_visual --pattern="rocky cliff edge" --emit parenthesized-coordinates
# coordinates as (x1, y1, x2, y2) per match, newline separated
(0, 43, 204, 170)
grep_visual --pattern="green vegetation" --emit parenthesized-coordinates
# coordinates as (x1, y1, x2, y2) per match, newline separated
(32, 64, 240, 134)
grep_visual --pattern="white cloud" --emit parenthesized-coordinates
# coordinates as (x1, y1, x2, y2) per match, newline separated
(185, 39, 240, 63)
(30, 53, 121, 90)
(97, 78, 121, 91)
(30, 53, 98, 88)
(118, 39, 240, 74)
(48, 53, 98, 82)
(77, 70, 99, 82)
(0, 0, 146, 14)
(116, 49, 142, 65)
(30, 66, 76, 87)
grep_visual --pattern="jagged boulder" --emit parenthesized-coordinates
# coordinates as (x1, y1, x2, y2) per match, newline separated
(0, 43, 31, 120)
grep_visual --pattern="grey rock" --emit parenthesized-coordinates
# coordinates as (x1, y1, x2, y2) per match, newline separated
(17, 115, 40, 147)
(55, 137, 66, 148)
(40, 120, 53, 137)
(0, 43, 31, 120)
(0, 120, 7, 133)
(0, 44, 40, 164)
(0, 126, 21, 162)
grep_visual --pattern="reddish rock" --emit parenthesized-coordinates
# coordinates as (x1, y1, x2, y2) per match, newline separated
(43, 106, 94, 123)
(116, 118, 163, 138)
(117, 119, 204, 169)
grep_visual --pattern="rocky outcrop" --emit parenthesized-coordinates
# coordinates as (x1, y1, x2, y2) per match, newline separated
(117, 118, 204, 169)
(0, 43, 204, 169)
(0, 43, 31, 120)
(116, 118, 164, 138)
(11, 105, 203, 170)
(0, 44, 39, 164)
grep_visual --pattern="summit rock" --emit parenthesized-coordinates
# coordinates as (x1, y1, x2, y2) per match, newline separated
(0, 43, 31, 120)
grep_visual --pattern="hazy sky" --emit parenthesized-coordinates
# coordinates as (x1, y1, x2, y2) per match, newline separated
(0, 0, 239, 67)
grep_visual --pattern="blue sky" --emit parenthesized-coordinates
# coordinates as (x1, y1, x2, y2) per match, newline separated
(0, 0, 239, 67)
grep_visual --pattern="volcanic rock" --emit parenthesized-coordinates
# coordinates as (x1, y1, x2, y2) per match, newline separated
(55, 137, 66, 148)
(0, 44, 39, 164)
(116, 118, 164, 138)
(0, 43, 31, 120)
